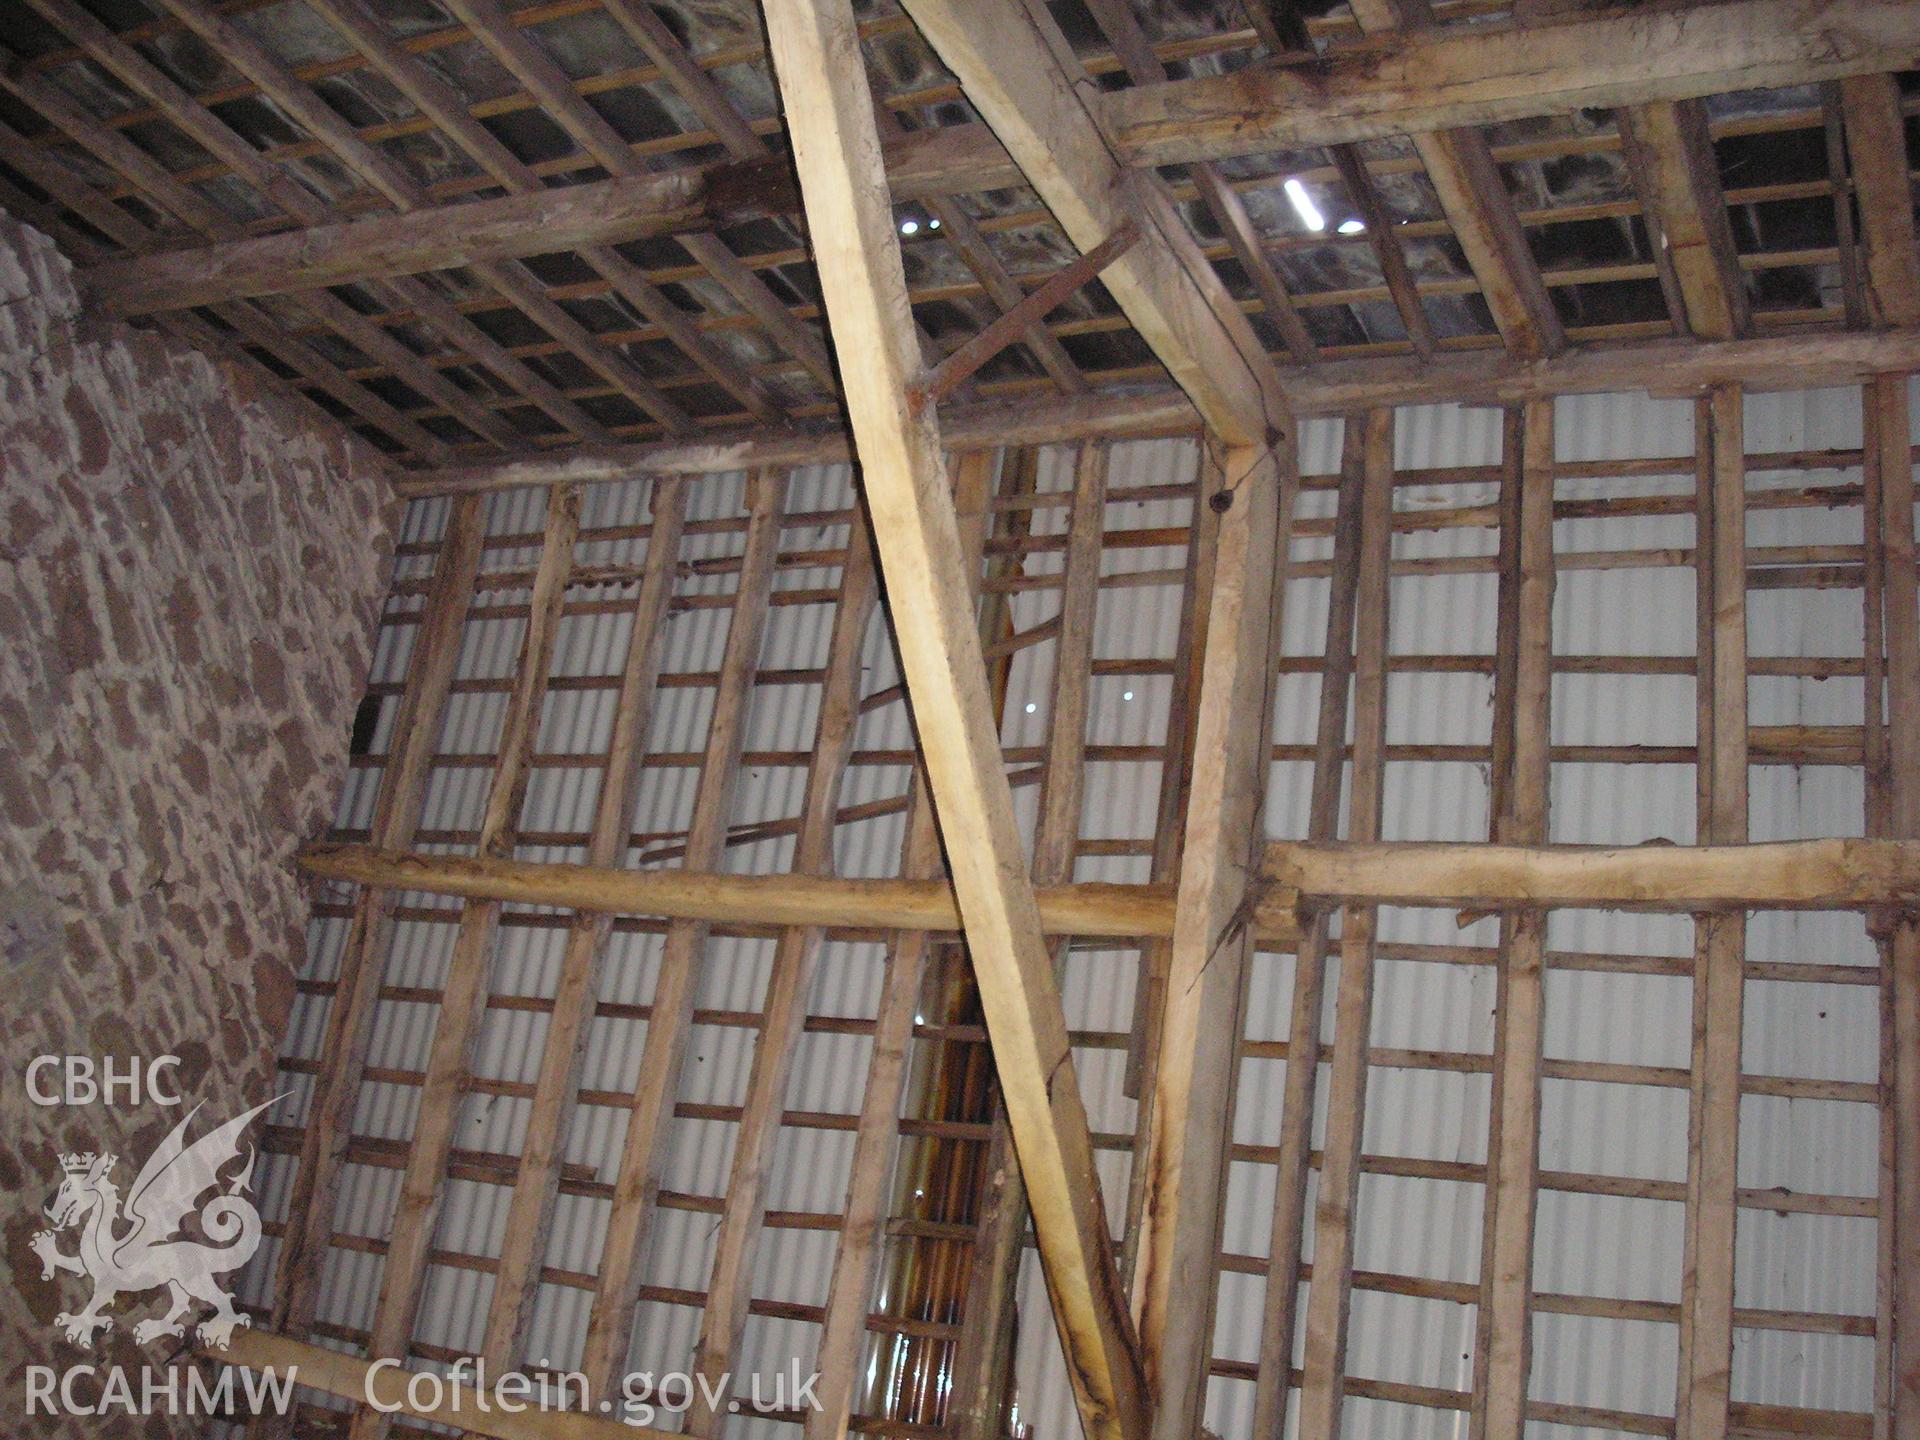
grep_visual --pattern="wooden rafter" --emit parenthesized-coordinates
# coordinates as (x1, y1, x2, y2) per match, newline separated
(1346, 0, 1565, 357)
(1471, 401, 1553, 1440)
(576, 471, 786, 1395)
(261, 494, 487, 1440)
(1674, 384, 1749, 1440)
(1293, 406, 1394, 1440)
(758, 4, 1150, 1437)
(1618, 100, 1750, 339)
(477, 476, 689, 1376)
(346, 486, 580, 1440)
(1247, 422, 1366, 1440)
(682, 514, 878, 1434)
(152, 0, 690, 435)
(301, 0, 788, 424)
(1081, 0, 1317, 363)
(1842, 75, 1920, 328)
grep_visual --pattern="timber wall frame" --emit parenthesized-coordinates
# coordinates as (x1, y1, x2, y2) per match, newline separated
(231, 372, 1920, 1440)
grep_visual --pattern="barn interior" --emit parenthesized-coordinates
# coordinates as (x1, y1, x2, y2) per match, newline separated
(2, 1, 1919, 1439)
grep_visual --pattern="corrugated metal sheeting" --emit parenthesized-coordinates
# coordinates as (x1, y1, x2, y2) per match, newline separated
(246, 382, 1906, 1440)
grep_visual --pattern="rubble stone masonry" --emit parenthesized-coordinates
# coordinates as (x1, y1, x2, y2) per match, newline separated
(0, 216, 397, 1435)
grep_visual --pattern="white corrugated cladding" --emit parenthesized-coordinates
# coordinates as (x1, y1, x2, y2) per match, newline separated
(246, 381, 1906, 1439)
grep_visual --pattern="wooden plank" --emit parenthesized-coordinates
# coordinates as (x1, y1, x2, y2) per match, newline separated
(1842, 76, 1920, 328)
(803, 449, 1000, 1440)
(1618, 100, 1750, 339)
(1869, 373, 1920, 1438)
(348, 486, 580, 1440)
(1473, 400, 1555, 1440)
(949, 443, 1110, 1440)
(898, 0, 1289, 448)
(1294, 406, 1395, 1440)
(1674, 384, 1749, 1440)
(476, 478, 688, 1374)
(1248, 421, 1370, 1440)
(264, 495, 488, 1425)
(575, 470, 786, 1394)
(761, 4, 1149, 1435)
(682, 511, 879, 1434)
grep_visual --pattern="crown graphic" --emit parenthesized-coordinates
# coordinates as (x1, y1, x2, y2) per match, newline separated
(58, 1153, 99, 1175)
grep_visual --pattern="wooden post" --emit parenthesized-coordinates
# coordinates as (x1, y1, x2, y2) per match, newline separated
(1675, 385, 1749, 1440)
(1249, 418, 1369, 1438)
(349, 484, 581, 1440)
(577, 470, 786, 1394)
(1294, 406, 1396, 1440)
(479, 477, 690, 1374)
(1472, 400, 1556, 1440)
(1132, 439, 1294, 1439)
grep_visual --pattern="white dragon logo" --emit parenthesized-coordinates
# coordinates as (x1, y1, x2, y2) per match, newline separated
(30, 1098, 279, 1350)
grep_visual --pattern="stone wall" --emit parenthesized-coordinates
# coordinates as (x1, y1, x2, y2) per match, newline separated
(0, 216, 397, 1436)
